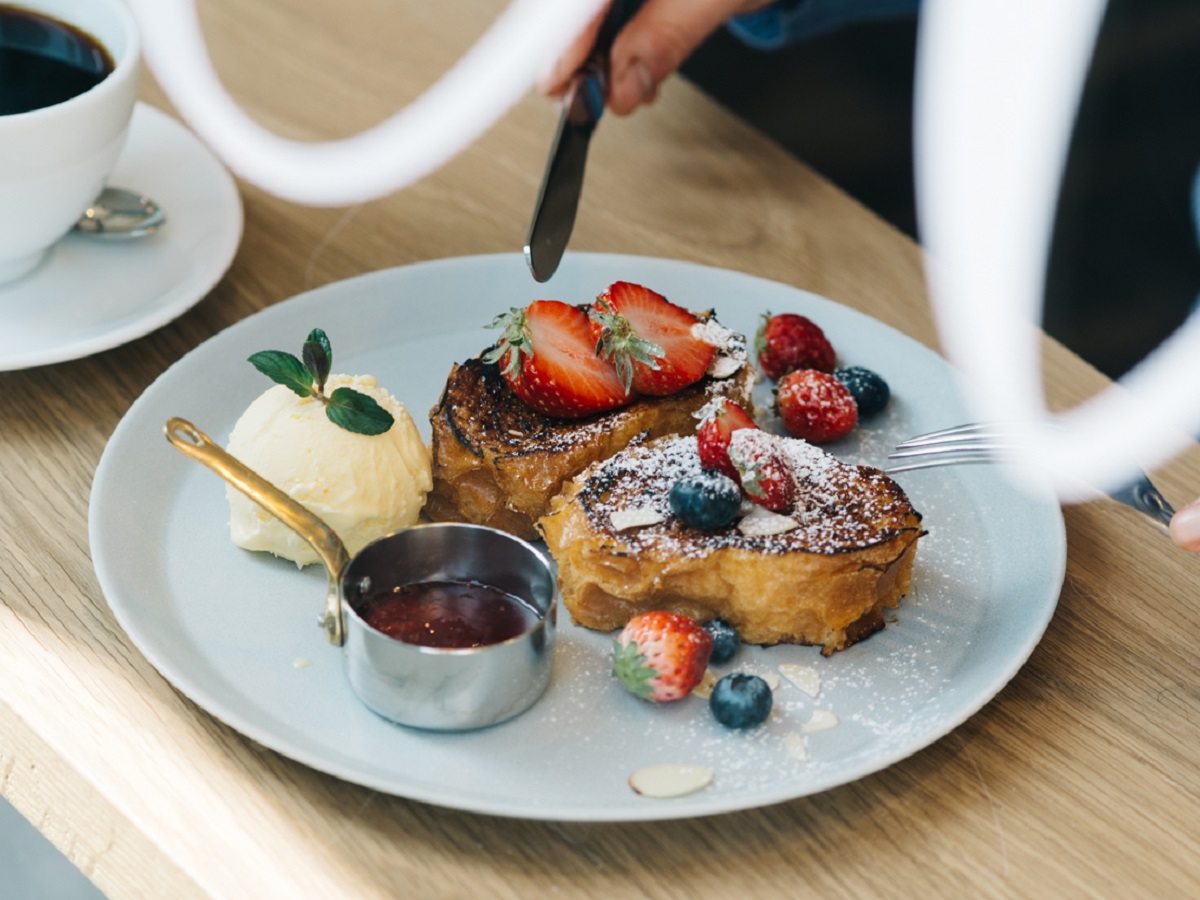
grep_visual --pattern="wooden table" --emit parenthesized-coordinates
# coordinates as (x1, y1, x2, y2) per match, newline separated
(4, 1, 1200, 896)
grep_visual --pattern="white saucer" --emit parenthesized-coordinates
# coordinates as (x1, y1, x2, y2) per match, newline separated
(0, 103, 243, 371)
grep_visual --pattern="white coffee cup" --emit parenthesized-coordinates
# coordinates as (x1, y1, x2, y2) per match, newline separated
(0, 0, 140, 284)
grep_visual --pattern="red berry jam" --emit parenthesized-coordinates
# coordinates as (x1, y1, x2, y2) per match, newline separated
(357, 580, 541, 649)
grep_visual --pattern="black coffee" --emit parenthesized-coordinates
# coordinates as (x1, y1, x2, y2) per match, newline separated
(0, 4, 114, 116)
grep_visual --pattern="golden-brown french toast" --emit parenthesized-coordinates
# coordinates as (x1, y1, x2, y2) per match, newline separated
(538, 433, 923, 654)
(425, 353, 757, 541)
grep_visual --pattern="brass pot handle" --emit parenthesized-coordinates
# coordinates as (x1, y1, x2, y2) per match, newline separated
(164, 417, 350, 646)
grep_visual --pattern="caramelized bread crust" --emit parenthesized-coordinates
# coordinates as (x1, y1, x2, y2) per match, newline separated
(426, 356, 757, 541)
(538, 435, 923, 654)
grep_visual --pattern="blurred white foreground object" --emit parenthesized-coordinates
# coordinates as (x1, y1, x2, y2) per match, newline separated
(915, 0, 1200, 502)
(123, 0, 607, 205)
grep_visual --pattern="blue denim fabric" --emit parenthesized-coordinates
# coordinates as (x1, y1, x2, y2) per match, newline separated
(729, 0, 921, 50)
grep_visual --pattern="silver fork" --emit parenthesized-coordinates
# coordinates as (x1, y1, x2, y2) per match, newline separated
(887, 423, 1177, 528)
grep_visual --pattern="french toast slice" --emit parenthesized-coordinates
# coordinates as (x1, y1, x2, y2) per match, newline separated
(425, 348, 756, 541)
(538, 433, 923, 654)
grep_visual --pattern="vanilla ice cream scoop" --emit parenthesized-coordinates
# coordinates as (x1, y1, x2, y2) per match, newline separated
(226, 373, 432, 566)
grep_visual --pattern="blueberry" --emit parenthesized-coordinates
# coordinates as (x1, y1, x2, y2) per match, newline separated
(833, 366, 890, 418)
(710, 673, 773, 729)
(668, 471, 741, 531)
(703, 618, 741, 664)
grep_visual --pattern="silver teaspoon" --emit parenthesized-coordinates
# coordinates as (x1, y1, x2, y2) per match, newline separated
(73, 186, 166, 239)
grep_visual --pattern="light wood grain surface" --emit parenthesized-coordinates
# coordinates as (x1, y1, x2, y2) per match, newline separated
(4, 1, 1200, 897)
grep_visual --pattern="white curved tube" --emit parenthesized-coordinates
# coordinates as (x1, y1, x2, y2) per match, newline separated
(915, 0, 1200, 501)
(125, 0, 607, 205)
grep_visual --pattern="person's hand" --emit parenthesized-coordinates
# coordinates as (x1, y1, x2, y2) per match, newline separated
(1169, 499, 1200, 552)
(537, 0, 776, 116)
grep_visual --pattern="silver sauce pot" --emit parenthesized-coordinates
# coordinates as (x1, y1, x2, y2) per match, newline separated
(165, 417, 557, 731)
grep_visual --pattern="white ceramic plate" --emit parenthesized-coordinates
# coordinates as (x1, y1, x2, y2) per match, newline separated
(0, 103, 243, 371)
(89, 253, 1066, 822)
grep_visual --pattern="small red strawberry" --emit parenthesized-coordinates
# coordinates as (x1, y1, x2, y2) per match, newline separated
(755, 312, 836, 381)
(613, 611, 714, 702)
(485, 300, 634, 418)
(695, 397, 759, 482)
(727, 430, 796, 512)
(590, 281, 717, 396)
(776, 369, 859, 443)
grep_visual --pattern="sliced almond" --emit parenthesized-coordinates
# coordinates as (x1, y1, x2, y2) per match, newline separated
(783, 732, 809, 761)
(802, 709, 839, 733)
(609, 507, 666, 531)
(706, 353, 743, 380)
(737, 506, 799, 537)
(692, 668, 718, 700)
(629, 764, 715, 799)
(778, 663, 821, 698)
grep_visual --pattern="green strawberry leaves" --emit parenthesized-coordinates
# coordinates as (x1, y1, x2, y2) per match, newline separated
(248, 328, 394, 436)
(612, 638, 658, 700)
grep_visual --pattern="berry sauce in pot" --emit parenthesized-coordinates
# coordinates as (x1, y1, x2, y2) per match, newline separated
(357, 580, 541, 649)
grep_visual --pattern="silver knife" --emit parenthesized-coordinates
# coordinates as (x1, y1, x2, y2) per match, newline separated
(524, 1, 631, 282)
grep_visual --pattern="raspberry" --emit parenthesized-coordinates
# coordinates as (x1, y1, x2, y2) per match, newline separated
(775, 369, 858, 443)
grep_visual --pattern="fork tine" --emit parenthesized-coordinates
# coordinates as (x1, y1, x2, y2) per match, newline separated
(885, 454, 998, 474)
(892, 422, 1001, 448)
(888, 440, 1013, 457)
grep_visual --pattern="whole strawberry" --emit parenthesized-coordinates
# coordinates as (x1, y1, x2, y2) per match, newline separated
(613, 611, 714, 702)
(776, 369, 858, 443)
(591, 281, 717, 396)
(727, 429, 796, 512)
(485, 300, 634, 419)
(694, 397, 758, 482)
(755, 312, 836, 381)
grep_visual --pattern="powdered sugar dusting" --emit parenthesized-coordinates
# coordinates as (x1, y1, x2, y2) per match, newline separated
(577, 433, 918, 555)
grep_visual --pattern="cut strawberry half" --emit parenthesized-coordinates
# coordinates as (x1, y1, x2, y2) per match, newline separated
(590, 281, 717, 396)
(728, 430, 796, 513)
(485, 300, 634, 419)
(694, 397, 759, 482)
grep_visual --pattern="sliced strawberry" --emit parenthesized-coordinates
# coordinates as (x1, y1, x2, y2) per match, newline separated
(590, 281, 716, 396)
(613, 611, 713, 702)
(694, 397, 758, 482)
(727, 430, 796, 513)
(485, 300, 634, 419)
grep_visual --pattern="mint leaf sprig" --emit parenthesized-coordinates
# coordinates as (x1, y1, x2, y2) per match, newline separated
(248, 328, 395, 436)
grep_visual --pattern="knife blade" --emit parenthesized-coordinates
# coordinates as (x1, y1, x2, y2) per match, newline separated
(524, 1, 631, 282)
